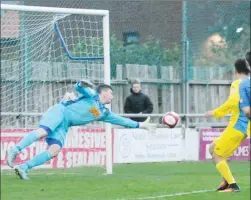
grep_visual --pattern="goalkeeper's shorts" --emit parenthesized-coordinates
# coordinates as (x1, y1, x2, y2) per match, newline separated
(39, 103, 67, 147)
(213, 126, 247, 158)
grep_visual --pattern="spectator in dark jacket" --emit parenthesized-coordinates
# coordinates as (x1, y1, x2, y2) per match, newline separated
(124, 79, 153, 122)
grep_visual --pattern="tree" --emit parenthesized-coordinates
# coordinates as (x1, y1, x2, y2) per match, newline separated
(193, 1, 250, 67)
(71, 34, 181, 70)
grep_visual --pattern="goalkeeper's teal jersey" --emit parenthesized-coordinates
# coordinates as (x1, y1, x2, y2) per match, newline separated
(39, 82, 139, 146)
(61, 83, 139, 129)
(39, 84, 139, 147)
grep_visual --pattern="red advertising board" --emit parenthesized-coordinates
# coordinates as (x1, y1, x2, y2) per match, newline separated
(1, 127, 107, 169)
(199, 128, 250, 161)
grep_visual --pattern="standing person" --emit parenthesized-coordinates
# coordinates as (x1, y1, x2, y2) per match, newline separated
(239, 50, 251, 119)
(205, 58, 250, 192)
(124, 79, 153, 122)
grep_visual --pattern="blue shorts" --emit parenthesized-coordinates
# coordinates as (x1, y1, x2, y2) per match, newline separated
(39, 103, 68, 147)
(45, 138, 63, 148)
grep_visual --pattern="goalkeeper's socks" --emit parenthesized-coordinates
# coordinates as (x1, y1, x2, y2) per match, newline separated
(21, 150, 53, 171)
(216, 160, 236, 184)
(16, 130, 40, 151)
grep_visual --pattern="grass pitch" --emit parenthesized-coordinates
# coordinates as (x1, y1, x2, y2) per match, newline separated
(1, 161, 250, 200)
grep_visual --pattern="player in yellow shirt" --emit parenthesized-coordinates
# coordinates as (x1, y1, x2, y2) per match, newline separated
(205, 58, 250, 192)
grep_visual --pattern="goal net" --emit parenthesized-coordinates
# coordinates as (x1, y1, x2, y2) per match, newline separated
(1, 4, 112, 173)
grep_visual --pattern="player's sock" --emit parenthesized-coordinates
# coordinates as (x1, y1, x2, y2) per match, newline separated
(20, 150, 53, 171)
(216, 160, 236, 184)
(16, 130, 40, 151)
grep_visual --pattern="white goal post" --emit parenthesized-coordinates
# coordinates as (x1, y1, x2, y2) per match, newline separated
(1, 4, 113, 174)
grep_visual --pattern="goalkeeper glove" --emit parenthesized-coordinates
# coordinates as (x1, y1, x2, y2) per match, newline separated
(78, 79, 95, 88)
(139, 117, 157, 133)
(62, 92, 77, 101)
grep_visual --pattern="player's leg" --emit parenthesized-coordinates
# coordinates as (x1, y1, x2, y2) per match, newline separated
(14, 125, 66, 180)
(209, 142, 228, 191)
(15, 141, 62, 180)
(211, 127, 246, 192)
(212, 150, 240, 192)
(7, 128, 48, 168)
(7, 103, 65, 168)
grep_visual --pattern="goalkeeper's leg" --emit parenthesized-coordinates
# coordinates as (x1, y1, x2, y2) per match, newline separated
(7, 103, 64, 168)
(15, 125, 66, 180)
(7, 128, 48, 168)
(15, 141, 61, 180)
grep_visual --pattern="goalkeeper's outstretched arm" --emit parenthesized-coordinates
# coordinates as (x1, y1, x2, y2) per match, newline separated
(102, 111, 156, 132)
(74, 79, 96, 97)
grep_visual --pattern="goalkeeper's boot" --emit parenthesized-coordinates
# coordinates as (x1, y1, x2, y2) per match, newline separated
(216, 180, 229, 191)
(218, 183, 240, 192)
(6, 147, 19, 168)
(14, 165, 30, 180)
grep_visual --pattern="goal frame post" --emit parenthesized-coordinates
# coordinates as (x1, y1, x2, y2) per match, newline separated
(1, 4, 113, 174)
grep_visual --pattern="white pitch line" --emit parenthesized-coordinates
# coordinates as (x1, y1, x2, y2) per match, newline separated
(117, 189, 215, 200)
(2, 172, 85, 176)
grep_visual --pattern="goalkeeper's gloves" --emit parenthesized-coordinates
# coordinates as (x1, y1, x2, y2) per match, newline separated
(139, 117, 157, 133)
(78, 79, 95, 88)
(62, 92, 77, 101)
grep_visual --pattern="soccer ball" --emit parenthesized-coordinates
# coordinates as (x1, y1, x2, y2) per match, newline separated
(162, 111, 179, 128)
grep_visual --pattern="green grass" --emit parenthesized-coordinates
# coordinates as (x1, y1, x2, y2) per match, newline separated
(1, 161, 250, 200)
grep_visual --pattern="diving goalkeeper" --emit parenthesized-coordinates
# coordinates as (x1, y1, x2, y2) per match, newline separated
(7, 80, 156, 180)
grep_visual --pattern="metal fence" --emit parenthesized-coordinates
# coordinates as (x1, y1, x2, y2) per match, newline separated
(1, 1, 250, 128)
